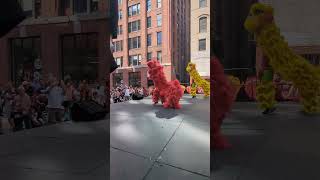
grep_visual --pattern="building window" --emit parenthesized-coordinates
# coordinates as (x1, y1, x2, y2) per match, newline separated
(35, 0, 41, 18)
(157, 0, 162, 8)
(115, 57, 123, 67)
(129, 55, 142, 66)
(61, 33, 98, 83)
(147, 34, 152, 47)
(117, 25, 123, 35)
(147, 0, 151, 12)
(147, 16, 152, 28)
(157, 51, 162, 62)
(19, 0, 33, 17)
(199, 17, 207, 33)
(128, 20, 141, 33)
(128, 36, 141, 49)
(73, 0, 87, 14)
(157, 32, 162, 46)
(199, 0, 207, 8)
(59, 0, 71, 16)
(147, 52, 152, 61)
(113, 73, 123, 87)
(118, 10, 123, 20)
(199, 39, 206, 51)
(129, 72, 141, 87)
(128, 3, 141, 17)
(11, 37, 41, 85)
(90, 0, 99, 12)
(157, 14, 162, 27)
(118, 0, 122, 5)
(113, 41, 123, 52)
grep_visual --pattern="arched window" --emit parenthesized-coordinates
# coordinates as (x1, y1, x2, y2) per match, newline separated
(199, 17, 207, 33)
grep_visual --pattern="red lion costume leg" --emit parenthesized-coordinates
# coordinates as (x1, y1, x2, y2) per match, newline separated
(152, 88, 160, 104)
(164, 80, 183, 109)
(211, 57, 235, 150)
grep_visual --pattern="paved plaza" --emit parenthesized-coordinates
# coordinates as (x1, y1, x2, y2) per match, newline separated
(110, 95, 210, 180)
(213, 102, 320, 180)
(0, 95, 210, 179)
(0, 120, 109, 180)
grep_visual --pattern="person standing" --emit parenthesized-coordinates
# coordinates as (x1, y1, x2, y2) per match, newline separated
(97, 83, 106, 105)
(124, 86, 130, 101)
(63, 80, 74, 121)
(43, 79, 65, 124)
(80, 80, 91, 101)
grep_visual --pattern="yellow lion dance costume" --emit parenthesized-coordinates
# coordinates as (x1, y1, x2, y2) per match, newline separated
(186, 62, 210, 97)
(245, 3, 320, 113)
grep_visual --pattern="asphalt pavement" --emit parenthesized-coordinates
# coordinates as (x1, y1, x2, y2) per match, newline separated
(110, 95, 210, 180)
(212, 102, 320, 180)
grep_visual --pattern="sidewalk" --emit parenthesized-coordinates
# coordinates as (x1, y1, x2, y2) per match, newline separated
(212, 102, 320, 180)
(110, 95, 210, 180)
(0, 120, 109, 180)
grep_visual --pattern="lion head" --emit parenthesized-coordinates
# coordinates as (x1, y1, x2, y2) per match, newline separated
(186, 62, 196, 73)
(147, 60, 164, 80)
(244, 3, 274, 34)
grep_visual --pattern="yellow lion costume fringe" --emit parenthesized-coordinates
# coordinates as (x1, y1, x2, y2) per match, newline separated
(245, 3, 320, 113)
(186, 62, 210, 97)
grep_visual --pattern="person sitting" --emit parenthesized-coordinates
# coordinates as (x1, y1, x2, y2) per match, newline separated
(12, 86, 32, 131)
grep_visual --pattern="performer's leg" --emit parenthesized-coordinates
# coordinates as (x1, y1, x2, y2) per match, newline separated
(256, 69, 276, 114)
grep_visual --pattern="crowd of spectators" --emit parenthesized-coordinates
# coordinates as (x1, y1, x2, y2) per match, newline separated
(0, 77, 107, 134)
(110, 84, 149, 103)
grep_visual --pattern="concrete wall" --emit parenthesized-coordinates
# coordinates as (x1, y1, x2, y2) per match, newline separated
(0, 0, 111, 85)
(259, 0, 320, 46)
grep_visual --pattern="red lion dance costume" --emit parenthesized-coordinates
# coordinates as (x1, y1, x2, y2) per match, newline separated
(147, 60, 183, 109)
(211, 57, 235, 149)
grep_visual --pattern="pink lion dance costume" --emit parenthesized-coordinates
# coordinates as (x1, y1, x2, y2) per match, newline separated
(211, 57, 235, 150)
(147, 60, 183, 109)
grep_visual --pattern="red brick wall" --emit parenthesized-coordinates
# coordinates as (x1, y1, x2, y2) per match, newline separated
(0, 19, 110, 85)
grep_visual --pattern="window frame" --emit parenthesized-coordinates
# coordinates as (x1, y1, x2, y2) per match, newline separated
(147, 34, 152, 47)
(128, 20, 141, 33)
(157, 51, 162, 62)
(157, 0, 162, 8)
(157, 14, 162, 27)
(157, 32, 162, 46)
(129, 54, 142, 66)
(147, 0, 152, 12)
(147, 16, 152, 28)
(129, 72, 141, 87)
(199, 16, 207, 33)
(128, 36, 141, 50)
(128, 3, 141, 17)
(199, 0, 207, 8)
(198, 39, 206, 51)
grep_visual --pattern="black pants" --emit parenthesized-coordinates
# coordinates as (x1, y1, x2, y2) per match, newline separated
(12, 112, 32, 131)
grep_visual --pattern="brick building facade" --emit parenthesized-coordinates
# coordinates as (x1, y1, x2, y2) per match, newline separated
(0, 0, 114, 86)
(110, 0, 190, 88)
